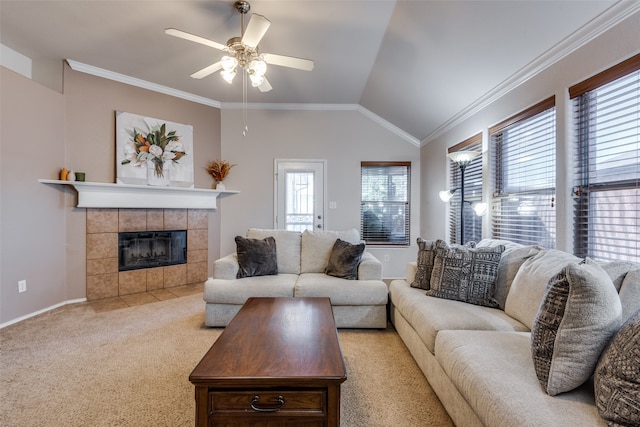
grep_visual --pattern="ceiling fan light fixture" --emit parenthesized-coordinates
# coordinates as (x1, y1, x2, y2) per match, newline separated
(249, 73, 264, 87)
(221, 68, 237, 84)
(249, 58, 267, 76)
(221, 55, 238, 71)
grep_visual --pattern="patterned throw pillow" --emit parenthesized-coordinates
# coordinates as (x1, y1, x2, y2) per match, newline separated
(325, 238, 365, 280)
(531, 259, 622, 396)
(426, 240, 504, 307)
(411, 238, 437, 289)
(235, 235, 278, 278)
(594, 309, 640, 426)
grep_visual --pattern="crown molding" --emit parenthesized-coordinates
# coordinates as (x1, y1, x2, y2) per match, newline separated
(65, 60, 418, 145)
(66, 60, 222, 108)
(420, 1, 640, 146)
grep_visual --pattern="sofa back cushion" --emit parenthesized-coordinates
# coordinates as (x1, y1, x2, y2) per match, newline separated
(247, 228, 301, 274)
(619, 268, 640, 322)
(301, 229, 361, 273)
(505, 249, 580, 330)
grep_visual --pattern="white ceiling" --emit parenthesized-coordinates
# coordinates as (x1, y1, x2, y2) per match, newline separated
(0, 1, 633, 144)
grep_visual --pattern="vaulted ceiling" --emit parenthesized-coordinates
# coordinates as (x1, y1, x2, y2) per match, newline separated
(1, 1, 633, 145)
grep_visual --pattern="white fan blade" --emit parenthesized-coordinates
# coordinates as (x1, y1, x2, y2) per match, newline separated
(241, 14, 271, 48)
(258, 77, 272, 92)
(190, 62, 223, 79)
(165, 28, 227, 51)
(263, 53, 314, 71)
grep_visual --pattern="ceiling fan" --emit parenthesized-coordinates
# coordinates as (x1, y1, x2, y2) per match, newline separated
(165, 0, 314, 93)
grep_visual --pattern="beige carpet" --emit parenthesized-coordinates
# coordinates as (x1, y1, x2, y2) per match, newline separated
(0, 293, 453, 427)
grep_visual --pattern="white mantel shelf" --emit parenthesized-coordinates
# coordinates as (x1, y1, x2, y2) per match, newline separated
(39, 179, 238, 209)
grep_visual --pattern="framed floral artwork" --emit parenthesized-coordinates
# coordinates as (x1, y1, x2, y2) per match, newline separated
(116, 111, 194, 187)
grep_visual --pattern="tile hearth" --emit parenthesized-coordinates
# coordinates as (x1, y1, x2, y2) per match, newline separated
(86, 208, 209, 301)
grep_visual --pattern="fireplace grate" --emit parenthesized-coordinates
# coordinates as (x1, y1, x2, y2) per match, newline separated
(118, 230, 187, 272)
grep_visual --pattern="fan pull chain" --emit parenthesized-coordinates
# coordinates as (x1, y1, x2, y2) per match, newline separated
(242, 69, 248, 136)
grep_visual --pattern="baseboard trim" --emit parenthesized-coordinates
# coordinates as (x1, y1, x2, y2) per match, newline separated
(0, 298, 87, 329)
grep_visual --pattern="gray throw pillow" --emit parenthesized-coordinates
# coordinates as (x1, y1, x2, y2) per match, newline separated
(235, 235, 278, 278)
(411, 238, 436, 289)
(531, 259, 622, 396)
(594, 309, 640, 426)
(427, 240, 505, 308)
(325, 238, 365, 280)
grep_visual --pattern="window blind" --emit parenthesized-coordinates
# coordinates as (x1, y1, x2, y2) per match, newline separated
(490, 97, 556, 248)
(361, 162, 410, 245)
(571, 54, 640, 262)
(448, 134, 483, 244)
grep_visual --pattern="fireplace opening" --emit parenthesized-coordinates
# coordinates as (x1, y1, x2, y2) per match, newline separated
(118, 230, 187, 272)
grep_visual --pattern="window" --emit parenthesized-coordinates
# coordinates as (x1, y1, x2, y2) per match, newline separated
(489, 97, 556, 248)
(361, 162, 410, 245)
(570, 54, 640, 263)
(448, 134, 483, 244)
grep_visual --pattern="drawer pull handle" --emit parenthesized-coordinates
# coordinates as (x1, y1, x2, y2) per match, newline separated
(250, 395, 285, 412)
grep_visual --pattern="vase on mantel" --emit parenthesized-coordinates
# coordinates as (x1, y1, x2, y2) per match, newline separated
(214, 181, 225, 191)
(147, 159, 170, 186)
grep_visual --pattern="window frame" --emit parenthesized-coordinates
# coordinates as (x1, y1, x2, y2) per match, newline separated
(489, 96, 557, 248)
(569, 53, 640, 262)
(360, 161, 411, 246)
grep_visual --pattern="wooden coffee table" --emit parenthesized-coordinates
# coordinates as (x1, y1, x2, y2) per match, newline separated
(189, 297, 347, 426)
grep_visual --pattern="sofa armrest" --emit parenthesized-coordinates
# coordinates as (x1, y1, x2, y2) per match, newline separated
(212, 253, 239, 280)
(406, 262, 417, 285)
(358, 251, 383, 280)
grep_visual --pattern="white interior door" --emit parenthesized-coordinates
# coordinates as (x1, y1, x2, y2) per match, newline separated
(275, 160, 326, 231)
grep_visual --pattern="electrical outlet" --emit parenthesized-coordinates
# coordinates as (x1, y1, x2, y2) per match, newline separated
(383, 254, 390, 262)
(18, 280, 27, 293)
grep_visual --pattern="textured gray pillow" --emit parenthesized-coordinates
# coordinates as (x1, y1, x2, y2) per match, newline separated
(594, 309, 640, 426)
(427, 240, 505, 307)
(235, 235, 278, 278)
(411, 238, 436, 289)
(531, 259, 622, 396)
(325, 238, 365, 280)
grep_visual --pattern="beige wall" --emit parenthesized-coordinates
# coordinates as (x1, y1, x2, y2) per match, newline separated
(421, 10, 640, 251)
(1, 64, 221, 325)
(1, 67, 67, 324)
(219, 108, 421, 278)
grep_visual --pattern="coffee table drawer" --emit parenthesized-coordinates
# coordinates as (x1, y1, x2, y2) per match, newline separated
(210, 390, 326, 414)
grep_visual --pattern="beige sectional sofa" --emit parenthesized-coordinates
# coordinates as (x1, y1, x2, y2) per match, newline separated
(389, 239, 640, 427)
(204, 228, 388, 328)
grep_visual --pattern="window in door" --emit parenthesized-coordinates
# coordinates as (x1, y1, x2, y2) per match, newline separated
(275, 160, 325, 232)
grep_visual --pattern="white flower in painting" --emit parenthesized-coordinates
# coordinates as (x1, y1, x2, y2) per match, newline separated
(148, 144, 163, 158)
(163, 141, 184, 161)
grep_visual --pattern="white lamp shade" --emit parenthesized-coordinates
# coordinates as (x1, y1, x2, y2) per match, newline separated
(439, 190, 454, 202)
(221, 55, 238, 71)
(221, 69, 236, 84)
(447, 151, 481, 165)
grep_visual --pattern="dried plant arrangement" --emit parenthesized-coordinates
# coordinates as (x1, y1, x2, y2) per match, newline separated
(206, 160, 236, 182)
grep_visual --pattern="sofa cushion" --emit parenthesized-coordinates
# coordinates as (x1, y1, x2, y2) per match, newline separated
(411, 238, 436, 289)
(204, 274, 298, 304)
(435, 330, 605, 427)
(295, 273, 388, 306)
(427, 240, 505, 308)
(247, 228, 301, 275)
(300, 229, 360, 273)
(493, 245, 542, 310)
(389, 280, 528, 354)
(599, 261, 640, 292)
(620, 268, 640, 323)
(235, 235, 278, 278)
(594, 309, 640, 426)
(325, 238, 365, 280)
(531, 259, 622, 396)
(505, 249, 581, 330)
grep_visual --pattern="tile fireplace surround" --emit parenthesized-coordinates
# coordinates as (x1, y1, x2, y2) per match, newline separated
(86, 208, 208, 300)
